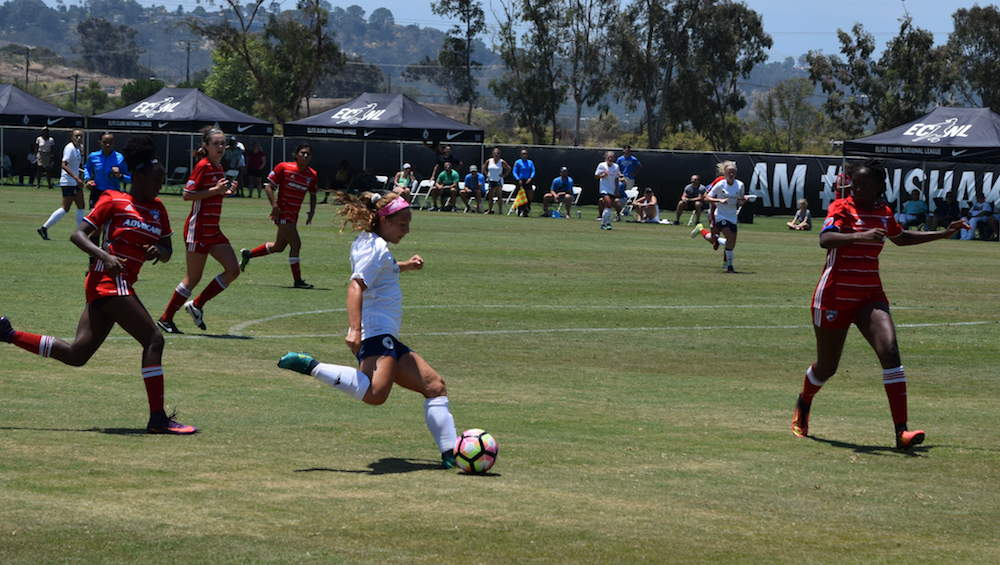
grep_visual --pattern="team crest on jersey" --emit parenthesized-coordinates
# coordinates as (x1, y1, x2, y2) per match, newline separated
(382, 336, 395, 350)
(150, 209, 160, 222)
(825, 310, 838, 322)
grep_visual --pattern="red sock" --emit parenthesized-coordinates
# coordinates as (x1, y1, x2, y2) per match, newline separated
(11, 331, 54, 357)
(162, 283, 191, 322)
(142, 365, 165, 413)
(193, 275, 228, 309)
(250, 243, 271, 258)
(883, 366, 908, 425)
(800, 364, 824, 404)
(701, 228, 711, 239)
(289, 257, 302, 282)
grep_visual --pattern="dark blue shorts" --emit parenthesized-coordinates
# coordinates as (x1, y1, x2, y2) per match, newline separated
(356, 334, 412, 362)
(61, 184, 82, 198)
(717, 219, 738, 233)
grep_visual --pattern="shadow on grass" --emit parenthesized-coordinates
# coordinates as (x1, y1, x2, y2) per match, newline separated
(0, 426, 148, 436)
(808, 435, 933, 457)
(295, 457, 501, 476)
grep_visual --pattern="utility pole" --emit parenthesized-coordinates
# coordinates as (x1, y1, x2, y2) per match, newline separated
(72, 74, 79, 105)
(185, 41, 193, 84)
(24, 47, 29, 87)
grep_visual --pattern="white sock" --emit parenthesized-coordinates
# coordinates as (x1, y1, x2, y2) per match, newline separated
(602, 208, 611, 225)
(76, 209, 86, 225)
(311, 362, 371, 401)
(42, 208, 66, 229)
(725, 249, 734, 267)
(424, 396, 458, 453)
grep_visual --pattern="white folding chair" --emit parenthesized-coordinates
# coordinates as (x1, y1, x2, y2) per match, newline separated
(497, 183, 516, 215)
(163, 166, 188, 195)
(375, 175, 389, 190)
(555, 186, 582, 216)
(410, 179, 434, 209)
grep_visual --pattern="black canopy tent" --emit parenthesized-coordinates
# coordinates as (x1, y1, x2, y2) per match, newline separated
(284, 93, 484, 169)
(89, 87, 274, 177)
(0, 84, 85, 180)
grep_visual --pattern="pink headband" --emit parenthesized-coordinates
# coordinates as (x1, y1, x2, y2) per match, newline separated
(377, 197, 410, 218)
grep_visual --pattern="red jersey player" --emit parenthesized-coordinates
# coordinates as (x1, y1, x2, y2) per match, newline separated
(239, 142, 318, 289)
(1, 136, 196, 434)
(157, 126, 241, 334)
(793, 159, 966, 451)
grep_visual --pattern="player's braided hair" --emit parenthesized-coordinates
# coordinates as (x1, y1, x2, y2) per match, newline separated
(854, 158, 887, 198)
(122, 135, 158, 172)
(336, 192, 403, 233)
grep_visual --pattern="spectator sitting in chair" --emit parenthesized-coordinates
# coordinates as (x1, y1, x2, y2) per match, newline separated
(673, 174, 706, 225)
(787, 198, 812, 230)
(894, 189, 928, 229)
(430, 161, 459, 212)
(542, 167, 573, 218)
(926, 191, 960, 231)
(355, 164, 380, 191)
(392, 163, 415, 202)
(961, 192, 994, 241)
(460, 164, 486, 213)
(631, 188, 659, 223)
(324, 160, 352, 202)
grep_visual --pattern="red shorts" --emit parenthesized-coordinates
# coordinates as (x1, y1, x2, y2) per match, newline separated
(812, 290, 888, 330)
(276, 211, 299, 225)
(186, 233, 230, 254)
(85, 271, 134, 303)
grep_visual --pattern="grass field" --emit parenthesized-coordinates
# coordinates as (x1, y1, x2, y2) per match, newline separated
(1, 184, 998, 564)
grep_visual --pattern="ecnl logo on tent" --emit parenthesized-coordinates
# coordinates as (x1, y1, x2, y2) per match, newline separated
(331, 103, 387, 125)
(903, 117, 972, 143)
(131, 97, 181, 119)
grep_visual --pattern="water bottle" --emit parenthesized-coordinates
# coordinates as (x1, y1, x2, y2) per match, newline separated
(576, 209, 581, 219)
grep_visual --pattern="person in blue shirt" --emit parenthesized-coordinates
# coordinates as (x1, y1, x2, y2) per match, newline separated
(542, 167, 574, 217)
(512, 149, 536, 217)
(616, 145, 642, 192)
(460, 165, 487, 213)
(84, 132, 130, 209)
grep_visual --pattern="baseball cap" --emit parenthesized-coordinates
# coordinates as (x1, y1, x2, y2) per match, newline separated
(560, 166, 568, 172)
(469, 165, 478, 172)
(403, 163, 411, 169)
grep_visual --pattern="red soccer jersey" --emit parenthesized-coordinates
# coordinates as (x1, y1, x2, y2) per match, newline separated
(84, 191, 171, 295)
(268, 161, 318, 223)
(183, 158, 227, 244)
(812, 196, 902, 312)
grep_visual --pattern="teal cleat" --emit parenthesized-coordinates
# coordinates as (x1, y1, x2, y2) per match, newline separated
(441, 450, 458, 469)
(278, 351, 318, 375)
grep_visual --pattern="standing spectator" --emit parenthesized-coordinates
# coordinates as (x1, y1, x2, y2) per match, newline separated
(224, 138, 245, 197)
(512, 149, 536, 217)
(430, 144, 463, 184)
(245, 141, 267, 198)
(542, 167, 574, 217)
(392, 163, 416, 202)
(240, 143, 318, 289)
(84, 132, 129, 208)
(673, 175, 706, 225)
(961, 192, 994, 241)
(157, 126, 240, 334)
(37, 129, 86, 240)
(460, 164, 486, 213)
(482, 147, 511, 215)
(894, 189, 928, 229)
(35, 126, 55, 189)
(595, 151, 622, 230)
(616, 145, 642, 193)
(792, 158, 967, 451)
(926, 191, 961, 231)
(787, 198, 812, 230)
(430, 161, 460, 211)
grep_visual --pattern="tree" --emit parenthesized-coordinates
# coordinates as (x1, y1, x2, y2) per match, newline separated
(561, 0, 614, 146)
(808, 16, 955, 137)
(316, 57, 387, 98)
(185, 0, 344, 124)
(402, 55, 461, 103)
(121, 78, 165, 105)
(74, 17, 144, 78)
(428, 0, 484, 124)
(489, 0, 567, 144)
(744, 78, 824, 153)
(948, 5, 1000, 109)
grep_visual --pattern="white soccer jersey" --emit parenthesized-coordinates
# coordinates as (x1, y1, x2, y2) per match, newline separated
(350, 230, 403, 340)
(708, 178, 744, 224)
(595, 162, 620, 194)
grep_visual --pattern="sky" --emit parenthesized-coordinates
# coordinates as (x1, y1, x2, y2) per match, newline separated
(42, 0, 979, 61)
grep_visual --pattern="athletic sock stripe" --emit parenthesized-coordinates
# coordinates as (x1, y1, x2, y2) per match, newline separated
(142, 366, 164, 379)
(214, 274, 229, 290)
(39, 336, 54, 358)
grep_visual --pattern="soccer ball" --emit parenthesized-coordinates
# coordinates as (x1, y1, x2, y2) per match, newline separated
(454, 429, 498, 474)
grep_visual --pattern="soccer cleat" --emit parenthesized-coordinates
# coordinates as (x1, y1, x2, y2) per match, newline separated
(601, 224, 612, 230)
(239, 248, 252, 272)
(896, 429, 925, 451)
(278, 351, 319, 375)
(156, 318, 184, 334)
(792, 395, 810, 437)
(37, 226, 49, 240)
(691, 223, 703, 238)
(184, 300, 206, 330)
(147, 411, 198, 435)
(727, 265, 736, 274)
(293, 280, 314, 289)
(442, 450, 458, 469)
(0, 315, 14, 343)
(714, 236, 727, 251)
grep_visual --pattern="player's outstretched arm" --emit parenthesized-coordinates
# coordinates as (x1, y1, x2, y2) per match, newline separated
(891, 219, 968, 246)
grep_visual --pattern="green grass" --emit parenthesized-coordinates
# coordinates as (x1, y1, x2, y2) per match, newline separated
(1, 185, 999, 564)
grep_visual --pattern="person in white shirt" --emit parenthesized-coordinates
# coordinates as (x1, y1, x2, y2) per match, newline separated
(35, 126, 55, 189)
(961, 193, 995, 240)
(482, 147, 511, 215)
(595, 151, 622, 230)
(277, 192, 461, 469)
(692, 161, 746, 272)
(37, 129, 86, 240)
